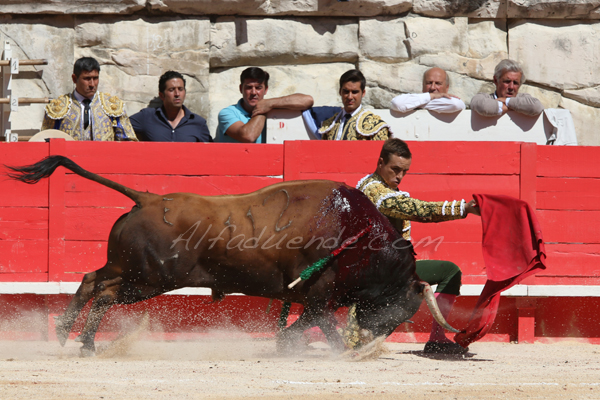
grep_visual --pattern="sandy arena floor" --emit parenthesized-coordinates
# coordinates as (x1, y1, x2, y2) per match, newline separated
(1, 332, 599, 400)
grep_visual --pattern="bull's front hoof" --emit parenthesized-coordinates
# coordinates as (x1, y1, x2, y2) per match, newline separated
(276, 333, 303, 354)
(328, 339, 347, 354)
(54, 315, 69, 347)
(79, 347, 96, 358)
(276, 338, 293, 354)
(75, 333, 96, 357)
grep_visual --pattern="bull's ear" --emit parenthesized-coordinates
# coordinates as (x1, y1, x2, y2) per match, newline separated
(405, 279, 426, 297)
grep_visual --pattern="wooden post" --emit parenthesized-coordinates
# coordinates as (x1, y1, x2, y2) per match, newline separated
(0, 59, 48, 66)
(516, 298, 536, 343)
(1, 41, 12, 141)
(0, 97, 50, 104)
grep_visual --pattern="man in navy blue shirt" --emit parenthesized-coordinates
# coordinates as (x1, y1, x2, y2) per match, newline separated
(130, 71, 212, 142)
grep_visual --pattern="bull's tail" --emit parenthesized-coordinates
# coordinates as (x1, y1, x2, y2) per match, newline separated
(6, 155, 146, 207)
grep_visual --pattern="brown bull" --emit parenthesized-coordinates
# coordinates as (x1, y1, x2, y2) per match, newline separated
(8, 156, 457, 356)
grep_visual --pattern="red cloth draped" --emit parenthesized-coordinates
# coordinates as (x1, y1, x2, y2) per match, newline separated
(454, 194, 546, 347)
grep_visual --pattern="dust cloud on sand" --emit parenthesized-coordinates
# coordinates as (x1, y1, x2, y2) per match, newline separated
(1, 323, 599, 400)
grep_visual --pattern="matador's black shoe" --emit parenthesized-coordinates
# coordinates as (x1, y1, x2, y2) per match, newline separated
(423, 341, 468, 355)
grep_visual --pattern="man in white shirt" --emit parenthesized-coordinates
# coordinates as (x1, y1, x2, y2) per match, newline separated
(390, 67, 465, 114)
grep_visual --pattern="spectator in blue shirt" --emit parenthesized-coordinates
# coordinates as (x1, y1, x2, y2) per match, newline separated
(131, 71, 212, 142)
(216, 67, 313, 143)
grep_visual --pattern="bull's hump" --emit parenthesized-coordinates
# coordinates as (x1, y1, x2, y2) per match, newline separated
(147, 180, 349, 203)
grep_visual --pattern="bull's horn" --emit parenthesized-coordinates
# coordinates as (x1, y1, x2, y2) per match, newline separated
(421, 282, 461, 333)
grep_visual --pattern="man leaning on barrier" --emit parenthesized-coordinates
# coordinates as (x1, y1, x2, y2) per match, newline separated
(350, 138, 481, 355)
(216, 67, 314, 143)
(41, 57, 137, 141)
(390, 67, 466, 114)
(471, 59, 544, 117)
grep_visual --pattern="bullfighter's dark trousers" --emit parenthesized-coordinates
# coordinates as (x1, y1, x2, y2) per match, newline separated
(415, 260, 462, 296)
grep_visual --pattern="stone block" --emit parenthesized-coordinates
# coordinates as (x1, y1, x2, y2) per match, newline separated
(295, 0, 412, 16)
(359, 59, 494, 108)
(0, 0, 144, 14)
(447, 73, 496, 107)
(519, 85, 562, 109)
(74, 17, 210, 120)
(559, 97, 600, 146)
(0, 18, 75, 135)
(418, 52, 507, 81)
(76, 17, 210, 55)
(413, 0, 508, 18)
(404, 16, 469, 58)
(467, 20, 507, 59)
(207, 62, 354, 136)
(210, 17, 358, 68)
(509, 20, 600, 90)
(564, 86, 600, 108)
(359, 17, 409, 62)
(508, 0, 600, 19)
(363, 86, 397, 110)
(1, 17, 75, 97)
(414, 20, 506, 81)
(360, 59, 429, 95)
(149, 0, 313, 15)
(154, 0, 412, 16)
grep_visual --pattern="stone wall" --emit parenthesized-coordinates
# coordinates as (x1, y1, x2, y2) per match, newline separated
(1, 1, 599, 144)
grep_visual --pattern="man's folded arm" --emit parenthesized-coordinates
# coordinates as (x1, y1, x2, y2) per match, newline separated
(506, 94, 544, 116)
(253, 94, 314, 116)
(423, 97, 466, 113)
(471, 94, 503, 117)
(391, 93, 431, 113)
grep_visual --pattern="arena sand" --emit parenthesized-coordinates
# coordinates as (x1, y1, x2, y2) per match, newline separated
(1, 328, 599, 400)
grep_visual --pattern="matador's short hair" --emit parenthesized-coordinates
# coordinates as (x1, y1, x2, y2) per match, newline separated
(380, 138, 412, 163)
(339, 69, 366, 91)
(73, 57, 100, 77)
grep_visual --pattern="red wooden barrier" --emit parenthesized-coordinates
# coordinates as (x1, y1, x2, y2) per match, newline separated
(1, 140, 600, 343)
(0, 143, 49, 282)
(536, 146, 600, 286)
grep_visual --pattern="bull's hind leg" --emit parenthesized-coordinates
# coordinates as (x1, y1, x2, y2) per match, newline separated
(54, 271, 99, 347)
(75, 279, 122, 357)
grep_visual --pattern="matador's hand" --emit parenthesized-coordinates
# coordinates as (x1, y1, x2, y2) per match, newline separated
(465, 199, 481, 216)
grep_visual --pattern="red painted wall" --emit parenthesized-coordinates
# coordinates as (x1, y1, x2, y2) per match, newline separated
(1, 140, 599, 342)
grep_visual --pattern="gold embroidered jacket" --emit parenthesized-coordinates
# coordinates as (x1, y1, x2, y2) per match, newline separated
(356, 173, 466, 240)
(42, 92, 138, 141)
(319, 109, 390, 141)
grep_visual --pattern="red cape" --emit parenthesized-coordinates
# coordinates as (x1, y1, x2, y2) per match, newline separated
(454, 194, 546, 347)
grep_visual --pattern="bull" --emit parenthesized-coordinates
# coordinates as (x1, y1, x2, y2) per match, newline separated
(7, 156, 458, 356)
